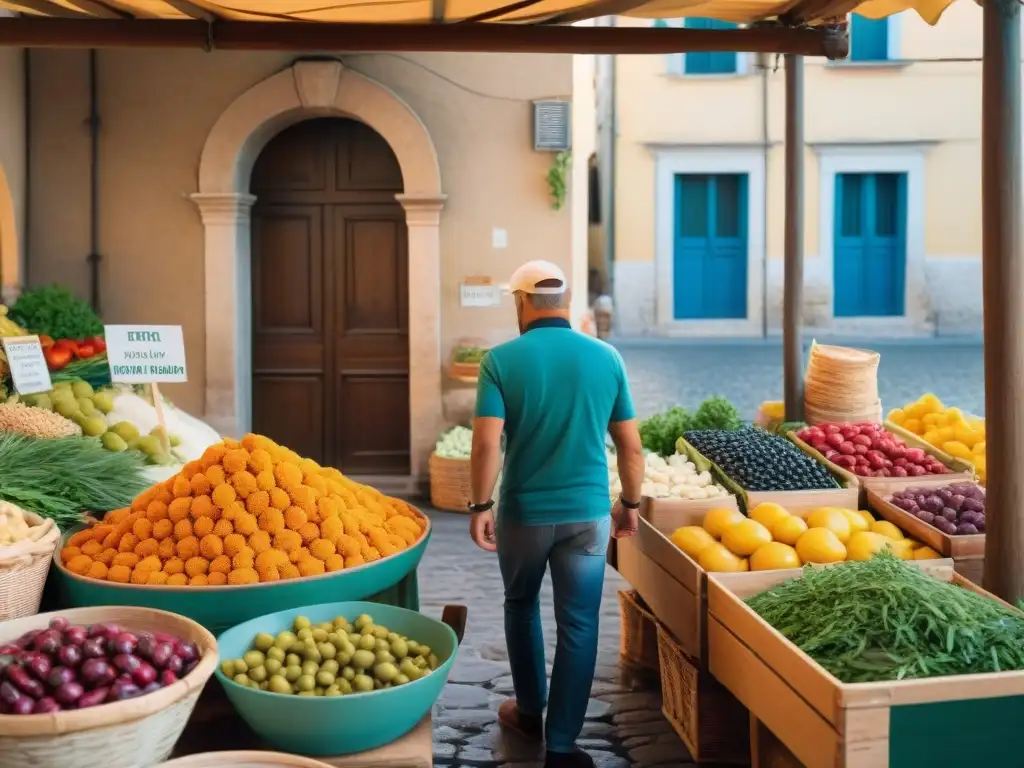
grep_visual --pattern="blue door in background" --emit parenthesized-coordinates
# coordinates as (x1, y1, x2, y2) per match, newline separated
(834, 172, 907, 317)
(673, 173, 748, 320)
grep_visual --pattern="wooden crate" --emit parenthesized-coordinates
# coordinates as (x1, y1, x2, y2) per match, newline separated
(678, 438, 859, 517)
(609, 496, 741, 661)
(787, 431, 975, 507)
(707, 565, 1024, 768)
(618, 589, 660, 672)
(657, 623, 750, 764)
(866, 488, 985, 583)
(750, 715, 802, 768)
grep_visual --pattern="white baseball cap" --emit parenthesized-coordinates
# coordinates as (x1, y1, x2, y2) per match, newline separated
(508, 260, 568, 295)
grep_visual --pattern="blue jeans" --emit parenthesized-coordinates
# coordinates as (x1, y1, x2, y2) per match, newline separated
(495, 515, 611, 753)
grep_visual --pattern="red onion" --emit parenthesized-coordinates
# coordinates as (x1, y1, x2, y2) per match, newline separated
(32, 697, 61, 714)
(77, 687, 109, 709)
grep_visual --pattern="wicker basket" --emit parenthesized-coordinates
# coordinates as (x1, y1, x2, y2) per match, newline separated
(618, 590, 660, 672)
(161, 753, 334, 767)
(0, 606, 219, 768)
(656, 623, 749, 764)
(0, 511, 61, 621)
(429, 452, 472, 513)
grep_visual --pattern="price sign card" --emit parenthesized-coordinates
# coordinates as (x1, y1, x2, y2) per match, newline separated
(460, 284, 501, 308)
(1, 335, 53, 395)
(105, 325, 187, 383)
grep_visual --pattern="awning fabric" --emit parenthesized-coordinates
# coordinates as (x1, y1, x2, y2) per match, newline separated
(0, 0, 962, 26)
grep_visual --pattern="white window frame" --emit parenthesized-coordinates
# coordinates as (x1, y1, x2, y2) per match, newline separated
(651, 145, 766, 337)
(656, 19, 752, 77)
(836, 12, 903, 65)
(815, 142, 930, 331)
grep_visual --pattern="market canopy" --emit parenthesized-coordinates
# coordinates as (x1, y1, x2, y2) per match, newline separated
(0, 0, 960, 37)
(0, 0, 963, 23)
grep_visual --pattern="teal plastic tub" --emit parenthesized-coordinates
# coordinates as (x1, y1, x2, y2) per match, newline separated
(52, 517, 430, 634)
(215, 601, 459, 756)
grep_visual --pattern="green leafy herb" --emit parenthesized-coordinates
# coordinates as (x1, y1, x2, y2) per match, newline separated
(454, 347, 488, 364)
(10, 285, 104, 340)
(638, 397, 743, 456)
(747, 552, 1024, 683)
(0, 433, 149, 530)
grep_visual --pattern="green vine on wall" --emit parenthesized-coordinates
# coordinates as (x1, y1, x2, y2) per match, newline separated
(547, 151, 572, 211)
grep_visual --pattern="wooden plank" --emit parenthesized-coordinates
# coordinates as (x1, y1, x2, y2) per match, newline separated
(866, 489, 986, 558)
(0, 18, 836, 54)
(707, 573, 844, 726)
(708, 618, 840, 768)
(616, 534, 702, 659)
(320, 717, 432, 768)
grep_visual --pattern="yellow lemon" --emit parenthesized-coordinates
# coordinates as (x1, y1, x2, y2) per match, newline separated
(973, 440, 986, 455)
(750, 542, 801, 571)
(749, 502, 791, 530)
(721, 519, 773, 557)
(853, 509, 876, 529)
(920, 393, 944, 413)
(702, 507, 745, 539)
(888, 407, 906, 426)
(771, 515, 808, 546)
(889, 539, 916, 560)
(670, 526, 717, 560)
(805, 508, 852, 544)
(698, 543, 748, 573)
(838, 508, 869, 534)
(913, 546, 942, 560)
(845, 532, 890, 561)
(902, 418, 922, 434)
(870, 520, 905, 540)
(795, 528, 847, 564)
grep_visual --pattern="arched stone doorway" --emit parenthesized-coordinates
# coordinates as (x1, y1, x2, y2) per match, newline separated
(193, 60, 445, 483)
(250, 117, 411, 474)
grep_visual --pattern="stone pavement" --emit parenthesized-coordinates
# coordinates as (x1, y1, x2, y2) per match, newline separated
(615, 338, 985, 420)
(417, 509, 691, 768)
(417, 339, 985, 766)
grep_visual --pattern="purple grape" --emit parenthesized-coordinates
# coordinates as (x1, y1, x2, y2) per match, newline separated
(32, 697, 61, 714)
(957, 522, 980, 535)
(938, 488, 953, 503)
(47, 618, 69, 633)
(9, 697, 34, 715)
(916, 510, 936, 525)
(924, 497, 944, 514)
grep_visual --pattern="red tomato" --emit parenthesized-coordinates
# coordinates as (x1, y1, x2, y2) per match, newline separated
(37, 335, 54, 349)
(44, 346, 72, 370)
(76, 343, 96, 359)
(90, 337, 106, 353)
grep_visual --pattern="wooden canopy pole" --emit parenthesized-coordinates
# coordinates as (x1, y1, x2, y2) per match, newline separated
(782, 53, 805, 422)
(981, 0, 1024, 602)
(0, 18, 840, 55)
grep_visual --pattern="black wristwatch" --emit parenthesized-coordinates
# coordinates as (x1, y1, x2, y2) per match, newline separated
(619, 496, 641, 510)
(468, 500, 495, 513)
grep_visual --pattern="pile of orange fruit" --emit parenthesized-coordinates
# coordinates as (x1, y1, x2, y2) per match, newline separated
(59, 434, 426, 586)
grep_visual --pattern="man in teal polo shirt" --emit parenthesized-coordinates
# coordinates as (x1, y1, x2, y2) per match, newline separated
(468, 260, 645, 768)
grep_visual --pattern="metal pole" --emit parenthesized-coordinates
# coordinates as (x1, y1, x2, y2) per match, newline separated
(981, 0, 1023, 602)
(783, 54, 805, 422)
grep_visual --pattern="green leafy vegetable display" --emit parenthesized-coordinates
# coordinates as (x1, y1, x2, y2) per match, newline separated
(747, 553, 1024, 683)
(10, 285, 104, 340)
(0, 433, 150, 530)
(454, 347, 488, 364)
(639, 397, 743, 456)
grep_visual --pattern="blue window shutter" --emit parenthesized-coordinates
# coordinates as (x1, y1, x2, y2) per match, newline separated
(683, 18, 738, 74)
(850, 14, 889, 61)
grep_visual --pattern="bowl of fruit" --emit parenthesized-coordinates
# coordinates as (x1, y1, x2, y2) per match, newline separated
(215, 602, 460, 757)
(0, 606, 217, 768)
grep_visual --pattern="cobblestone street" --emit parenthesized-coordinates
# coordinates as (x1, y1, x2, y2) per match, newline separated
(418, 339, 986, 767)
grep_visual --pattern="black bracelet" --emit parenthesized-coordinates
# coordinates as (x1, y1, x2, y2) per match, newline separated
(619, 496, 641, 510)
(468, 500, 495, 513)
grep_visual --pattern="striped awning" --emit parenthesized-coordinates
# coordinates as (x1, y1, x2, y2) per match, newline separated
(0, 0, 962, 26)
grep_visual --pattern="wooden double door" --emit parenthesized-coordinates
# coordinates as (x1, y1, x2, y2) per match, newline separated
(250, 118, 410, 474)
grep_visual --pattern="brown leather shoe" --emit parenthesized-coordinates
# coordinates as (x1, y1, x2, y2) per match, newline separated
(497, 698, 544, 740)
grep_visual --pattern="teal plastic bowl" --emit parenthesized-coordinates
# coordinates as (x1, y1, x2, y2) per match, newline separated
(52, 515, 430, 634)
(215, 601, 458, 756)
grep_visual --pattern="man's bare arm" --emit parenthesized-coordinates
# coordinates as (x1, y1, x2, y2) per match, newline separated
(470, 416, 505, 504)
(608, 418, 644, 503)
